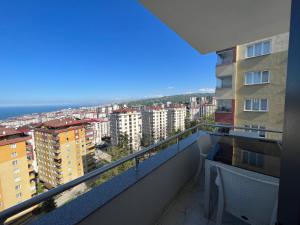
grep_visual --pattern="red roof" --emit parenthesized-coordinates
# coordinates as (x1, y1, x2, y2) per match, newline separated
(145, 106, 164, 111)
(112, 108, 137, 114)
(0, 126, 22, 138)
(83, 118, 109, 123)
(41, 118, 87, 129)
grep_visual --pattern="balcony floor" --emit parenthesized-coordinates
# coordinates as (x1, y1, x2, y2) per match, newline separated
(156, 171, 248, 225)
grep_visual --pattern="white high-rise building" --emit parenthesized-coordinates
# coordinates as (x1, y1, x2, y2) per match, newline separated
(84, 118, 110, 145)
(142, 106, 167, 145)
(167, 105, 186, 135)
(200, 97, 216, 118)
(110, 109, 142, 151)
(188, 97, 201, 121)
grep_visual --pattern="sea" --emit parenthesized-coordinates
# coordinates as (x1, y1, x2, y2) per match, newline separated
(0, 105, 79, 121)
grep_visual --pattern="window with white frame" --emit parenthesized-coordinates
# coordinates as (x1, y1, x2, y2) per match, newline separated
(246, 40, 271, 58)
(10, 144, 17, 149)
(241, 150, 264, 167)
(244, 99, 268, 111)
(244, 125, 266, 138)
(245, 71, 270, 85)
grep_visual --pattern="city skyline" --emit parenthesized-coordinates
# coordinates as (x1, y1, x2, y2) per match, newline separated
(0, 0, 216, 106)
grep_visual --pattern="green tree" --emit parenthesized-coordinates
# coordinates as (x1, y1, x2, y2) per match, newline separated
(37, 182, 44, 194)
(199, 114, 216, 131)
(118, 133, 129, 150)
(185, 110, 191, 129)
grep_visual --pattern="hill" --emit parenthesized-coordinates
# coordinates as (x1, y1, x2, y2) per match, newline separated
(126, 92, 214, 106)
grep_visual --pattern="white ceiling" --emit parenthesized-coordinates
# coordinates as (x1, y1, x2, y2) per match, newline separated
(140, 0, 291, 54)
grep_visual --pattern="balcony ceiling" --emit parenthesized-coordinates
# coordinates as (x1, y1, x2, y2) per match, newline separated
(140, 0, 291, 53)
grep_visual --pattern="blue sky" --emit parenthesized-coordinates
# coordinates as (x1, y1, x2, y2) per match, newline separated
(0, 0, 216, 106)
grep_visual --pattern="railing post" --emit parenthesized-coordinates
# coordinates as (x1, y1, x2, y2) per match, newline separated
(135, 156, 139, 171)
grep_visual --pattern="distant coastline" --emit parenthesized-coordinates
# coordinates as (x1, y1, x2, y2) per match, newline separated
(0, 105, 79, 121)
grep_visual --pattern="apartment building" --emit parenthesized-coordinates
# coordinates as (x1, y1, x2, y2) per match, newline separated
(83, 122, 96, 173)
(0, 126, 36, 212)
(167, 105, 186, 135)
(188, 97, 201, 121)
(215, 32, 289, 139)
(83, 118, 110, 145)
(141, 106, 167, 145)
(110, 109, 142, 151)
(34, 118, 95, 188)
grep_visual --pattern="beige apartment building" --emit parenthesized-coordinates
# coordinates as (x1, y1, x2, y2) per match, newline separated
(215, 32, 289, 139)
(34, 118, 95, 188)
(110, 109, 142, 151)
(0, 126, 36, 212)
(141, 106, 167, 145)
(167, 105, 186, 135)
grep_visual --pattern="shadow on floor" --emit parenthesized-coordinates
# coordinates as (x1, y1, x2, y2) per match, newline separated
(155, 171, 249, 225)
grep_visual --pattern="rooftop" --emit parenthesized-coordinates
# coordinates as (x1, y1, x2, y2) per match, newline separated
(40, 118, 87, 129)
(83, 118, 109, 123)
(144, 106, 164, 111)
(0, 126, 22, 138)
(112, 108, 138, 114)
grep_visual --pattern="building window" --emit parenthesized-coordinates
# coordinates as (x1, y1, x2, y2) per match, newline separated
(217, 49, 234, 65)
(10, 144, 17, 149)
(13, 168, 20, 174)
(244, 99, 268, 112)
(11, 152, 18, 158)
(216, 76, 232, 88)
(216, 99, 232, 112)
(12, 160, 18, 166)
(16, 193, 22, 198)
(244, 125, 266, 138)
(15, 185, 21, 191)
(245, 71, 270, 85)
(241, 150, 264, 167)
(246, 40, 271, 58)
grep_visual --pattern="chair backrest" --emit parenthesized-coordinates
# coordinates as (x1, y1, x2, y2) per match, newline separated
(216, 164, 279, 225)
(197, 133, 212, 155)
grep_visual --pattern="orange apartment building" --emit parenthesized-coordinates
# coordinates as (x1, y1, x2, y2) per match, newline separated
(0, 126, 36, 212)
(34, 118, 95, 188)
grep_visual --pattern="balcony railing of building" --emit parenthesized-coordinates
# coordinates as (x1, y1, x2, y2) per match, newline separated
(0, 123, 283, 225)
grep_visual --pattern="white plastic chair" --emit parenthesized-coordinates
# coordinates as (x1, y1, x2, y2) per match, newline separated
(215, 164, 279, 225)
(194, 132, 212, 180)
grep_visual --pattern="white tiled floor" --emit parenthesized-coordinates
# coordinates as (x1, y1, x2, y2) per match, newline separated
(156, 172, 248, 225)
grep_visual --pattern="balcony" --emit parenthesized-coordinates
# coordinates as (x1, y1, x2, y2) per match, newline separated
(29, 172, 35, 180)
(0, 125, 282, 225)
(28, 164, 34, 172)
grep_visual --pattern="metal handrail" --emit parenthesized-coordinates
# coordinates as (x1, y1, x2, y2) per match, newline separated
(0, 123, 283, 222)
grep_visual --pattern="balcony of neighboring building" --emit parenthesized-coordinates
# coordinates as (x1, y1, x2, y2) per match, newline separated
(29, 171, 36, 180)
(216, 48, 236, 76)
(216, 76, 233, 99)
(215, 100, 234, 124)
(28, 164, 34, 172)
